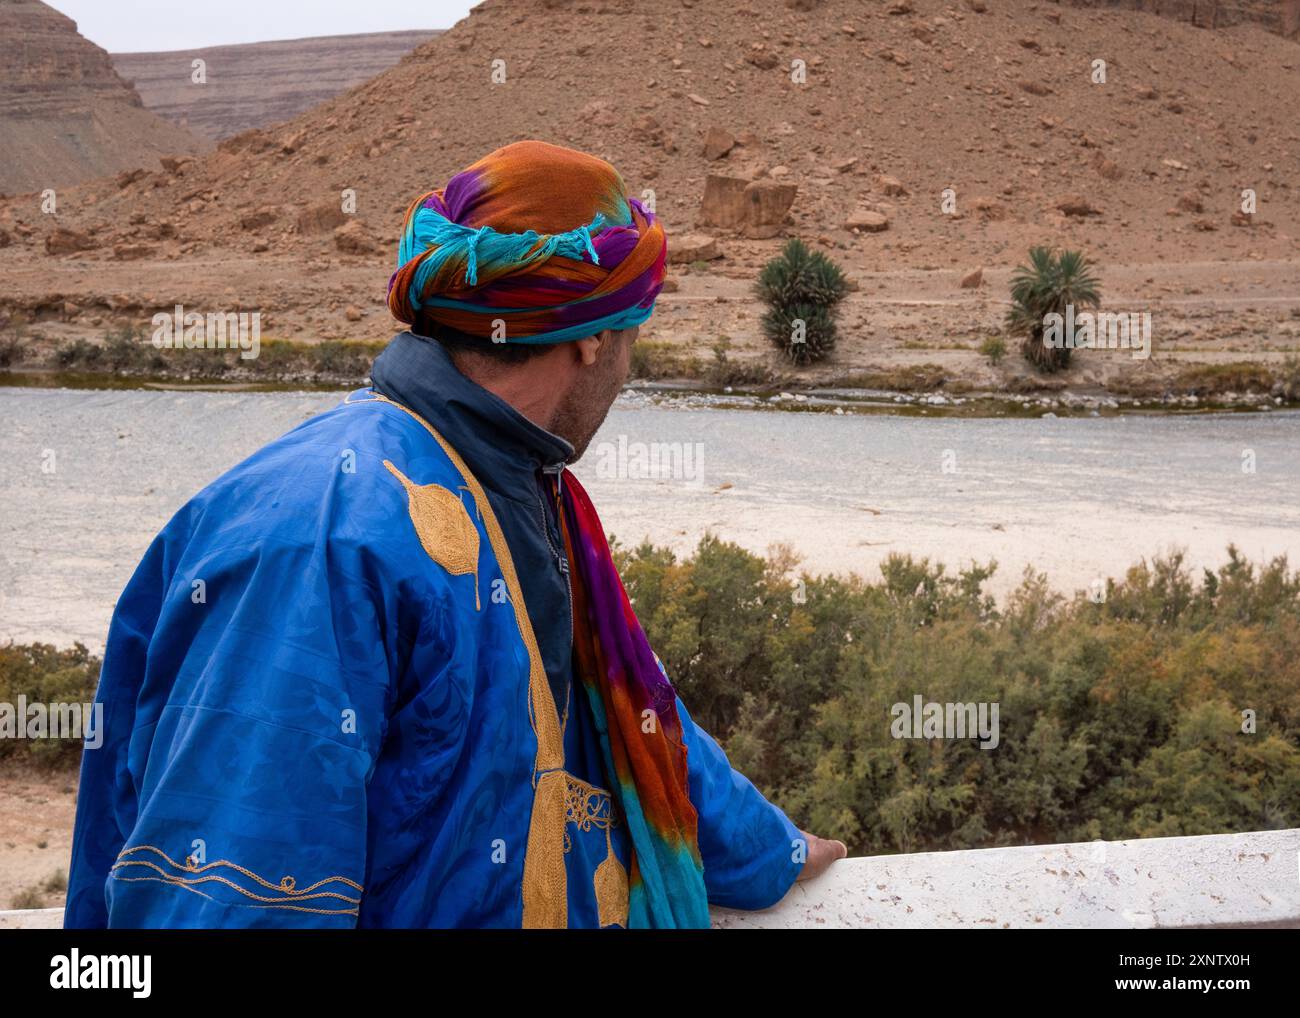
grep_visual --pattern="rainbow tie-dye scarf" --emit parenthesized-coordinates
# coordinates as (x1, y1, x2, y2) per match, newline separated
(556, 470, 710, 928)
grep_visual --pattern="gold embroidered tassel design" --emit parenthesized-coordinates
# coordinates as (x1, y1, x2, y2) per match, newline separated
(593, 826, 629, 929)
(522, 769, 569, 928)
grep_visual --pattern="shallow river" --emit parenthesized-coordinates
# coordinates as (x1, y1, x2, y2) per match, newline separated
(1, 386, 1297, 648)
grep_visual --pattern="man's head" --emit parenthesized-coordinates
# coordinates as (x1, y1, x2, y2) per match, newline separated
(434, 320, 638, 461)
(387, 141, 666, 460)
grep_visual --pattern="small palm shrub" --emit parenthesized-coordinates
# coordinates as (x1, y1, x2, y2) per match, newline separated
(756, 238, 849, 366)
(1006, 247, 1101, 373)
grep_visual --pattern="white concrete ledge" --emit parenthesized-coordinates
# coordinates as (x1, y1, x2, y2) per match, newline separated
(713, 829, 1300, 929)
(4, 830, 1297, 929)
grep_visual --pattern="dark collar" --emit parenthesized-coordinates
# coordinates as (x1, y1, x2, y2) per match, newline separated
(369, 331, 573, 502)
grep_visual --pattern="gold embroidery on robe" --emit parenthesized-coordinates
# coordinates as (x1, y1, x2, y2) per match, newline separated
(564, 774, 629, 928)
(384, 460, 481, 610)
(593, 830, 630, 929)
(369, 394, 568, 927)
(110, 844, 362, 916)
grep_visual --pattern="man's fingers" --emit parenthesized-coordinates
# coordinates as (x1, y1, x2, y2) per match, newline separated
(797, 833, 848, 881)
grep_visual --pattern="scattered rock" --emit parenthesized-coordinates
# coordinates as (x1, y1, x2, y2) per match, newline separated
(668, 233, 720, 263)
(159, 155, 195, 175)
(239, 206, 279, 231)
(112, 242, 155, 260)
(845, 208, 889, 232)
(702, 127, 735, 161)
(960, 267, 984, 289)
(45, 227, 95, 255)
(333, 220, 376, 254)
(1055, 194, 1102, 217)
(1176, 191, 1204, 213)
(877, 174, 908, 196)
(344, 305, 363, 322)
(295, 202, 349, 234)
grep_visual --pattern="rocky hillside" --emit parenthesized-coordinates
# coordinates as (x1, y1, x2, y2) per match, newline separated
(0, 0, 206, 194)
(113, 30, 442, 140)
(1, 0, 1297, 306)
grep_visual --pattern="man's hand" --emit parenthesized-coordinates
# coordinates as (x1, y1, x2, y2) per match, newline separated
(797, 830, 848, 882)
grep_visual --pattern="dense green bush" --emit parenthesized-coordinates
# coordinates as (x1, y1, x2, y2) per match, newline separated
(7, 544, 1298, 857)
(756, 238, 850, 365)
(616, 538, 1300, 854)
(0, 643, 101, 768)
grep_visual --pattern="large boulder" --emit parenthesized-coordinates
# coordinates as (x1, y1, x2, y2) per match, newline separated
(699, 174, 749, 229)
(742, 179, 797, 238)
(700, 174, 797, 237)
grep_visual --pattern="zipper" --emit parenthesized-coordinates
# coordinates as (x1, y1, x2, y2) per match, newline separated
(539, 462, 573, 649)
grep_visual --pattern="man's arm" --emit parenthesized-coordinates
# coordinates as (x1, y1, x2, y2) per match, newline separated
(675, 696, 845, 911)
(65, 521, 393, 929)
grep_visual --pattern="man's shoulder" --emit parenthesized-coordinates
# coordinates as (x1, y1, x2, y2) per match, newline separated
(173, 390, 470, 556)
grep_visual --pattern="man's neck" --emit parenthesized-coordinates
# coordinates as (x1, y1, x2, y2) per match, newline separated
(451, 352, 563, 435)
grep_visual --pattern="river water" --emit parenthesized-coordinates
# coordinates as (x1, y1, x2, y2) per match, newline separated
(1, 386, 1297, 648)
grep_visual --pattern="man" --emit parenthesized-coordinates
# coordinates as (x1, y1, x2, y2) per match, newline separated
(65, 140, 845, 928)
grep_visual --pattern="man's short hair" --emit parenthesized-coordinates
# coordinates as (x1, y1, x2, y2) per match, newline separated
(412, 312, 551, 364)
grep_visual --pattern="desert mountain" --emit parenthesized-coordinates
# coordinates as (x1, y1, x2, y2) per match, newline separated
(0, 0, 207, 195)
(7, 0, 1296, 261)
(0, 0, 1297, 368)
(113, 30, 442, 141)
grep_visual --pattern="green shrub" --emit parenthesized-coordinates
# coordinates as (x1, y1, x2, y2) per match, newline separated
(980, 335, 1007, 367)
(756, 238, 850, 366)
(618, 537, 1300, 855)
(0, 642, 101, 768)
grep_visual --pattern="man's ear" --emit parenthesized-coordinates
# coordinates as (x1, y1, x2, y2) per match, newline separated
(573, 332, 605, 366)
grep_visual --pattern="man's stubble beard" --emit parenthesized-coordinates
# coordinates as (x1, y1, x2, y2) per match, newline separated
(550, 335, 632, 463)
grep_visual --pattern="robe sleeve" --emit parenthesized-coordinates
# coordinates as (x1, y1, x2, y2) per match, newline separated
(65, 501, 395, 929)
(675, 696, 803, 911)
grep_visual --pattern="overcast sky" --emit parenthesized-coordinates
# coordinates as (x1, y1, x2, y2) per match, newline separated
(47, 0, 480, 52)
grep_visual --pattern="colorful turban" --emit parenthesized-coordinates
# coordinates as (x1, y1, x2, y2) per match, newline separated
(387, 140, 667, 345)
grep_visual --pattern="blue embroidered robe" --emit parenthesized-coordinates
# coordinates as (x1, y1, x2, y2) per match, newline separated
(64, 337, 803, 928)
